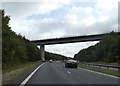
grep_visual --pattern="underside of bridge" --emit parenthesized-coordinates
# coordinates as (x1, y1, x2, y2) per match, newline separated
(32, 32, 120, 61)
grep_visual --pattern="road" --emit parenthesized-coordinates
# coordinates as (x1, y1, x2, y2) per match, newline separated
(24, 61, 118, 84)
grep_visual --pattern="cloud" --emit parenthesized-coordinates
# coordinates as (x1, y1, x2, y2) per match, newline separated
(46, 41, 99, 57)
(96, 0, 118, 11)
(1, 0, 119, 57)
(37, 0, 71, 14)
(37, 28, 67, 39)
(2, 0, 71, 17)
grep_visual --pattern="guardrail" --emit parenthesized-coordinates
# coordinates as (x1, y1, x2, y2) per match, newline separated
(80, 63, 120, 70)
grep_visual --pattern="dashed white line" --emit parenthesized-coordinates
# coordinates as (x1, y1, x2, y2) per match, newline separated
(78, 67, 119, 79)
(19, 63, 45, 86)
(67, 71, 71, 74)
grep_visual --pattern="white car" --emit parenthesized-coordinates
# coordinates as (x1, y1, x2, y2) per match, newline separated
(49, 59, 53, 63)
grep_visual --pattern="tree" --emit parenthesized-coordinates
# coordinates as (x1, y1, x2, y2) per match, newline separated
(74, 32, 119, 63)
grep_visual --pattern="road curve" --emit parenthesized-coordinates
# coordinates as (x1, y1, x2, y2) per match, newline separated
(25, 61, 118, 84)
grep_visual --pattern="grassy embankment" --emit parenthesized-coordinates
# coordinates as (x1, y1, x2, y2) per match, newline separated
(3, 61, 42, 84)
(91, 62, 119, 66)
(79, 63, 119, 77)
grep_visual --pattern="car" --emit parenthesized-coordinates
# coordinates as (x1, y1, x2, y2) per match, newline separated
(65, 59, 77, 68)
(49, 59, 53, 63)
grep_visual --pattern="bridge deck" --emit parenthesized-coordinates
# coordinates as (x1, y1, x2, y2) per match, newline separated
(31, 32, 120, 45)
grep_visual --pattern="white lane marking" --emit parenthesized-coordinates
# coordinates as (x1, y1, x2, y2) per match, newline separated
(20, 63, 45, 86)
(67, 71, 71, 74)
(78, 67, 119, 79)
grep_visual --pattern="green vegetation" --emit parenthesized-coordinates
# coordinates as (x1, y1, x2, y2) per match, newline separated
(2, 10, 66, 72)
(3, 62, 41, 84)
(88, 62, 119, 66)
(79, 65, 119, 77)
(74, 31, 119, 63)
(2, 10, 41, 70)
(1, 9, 67, 84)
(3, 62, 36, 74)
(45, 52, 65, 61)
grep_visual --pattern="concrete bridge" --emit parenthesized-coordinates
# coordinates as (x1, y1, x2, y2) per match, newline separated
(31, 32, 120, 60)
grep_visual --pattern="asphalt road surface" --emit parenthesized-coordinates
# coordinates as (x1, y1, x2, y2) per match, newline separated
(25, 61, 118, 84)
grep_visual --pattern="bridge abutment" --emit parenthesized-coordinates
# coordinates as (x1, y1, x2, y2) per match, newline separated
(40, 44, 45, 61)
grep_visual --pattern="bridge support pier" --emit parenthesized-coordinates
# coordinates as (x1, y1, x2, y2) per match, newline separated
(40, 44, 45, 61)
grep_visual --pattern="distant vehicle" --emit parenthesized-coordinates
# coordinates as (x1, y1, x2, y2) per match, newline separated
(49, 59, 53, 63)
(65, 59, 77, 68)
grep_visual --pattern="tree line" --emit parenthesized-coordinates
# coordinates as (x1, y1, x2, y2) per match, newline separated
(45, 52, 65, 61)
(74, 31, 120, 63)
(2, 10, 66, 70)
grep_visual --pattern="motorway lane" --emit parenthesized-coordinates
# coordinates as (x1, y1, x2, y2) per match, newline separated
(26, 61, 118, 84)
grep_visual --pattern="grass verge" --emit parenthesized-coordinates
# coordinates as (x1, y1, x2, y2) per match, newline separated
(79, 65, 119, 77)
(89, 62, 119, 66)
(3, 61, 42, 84)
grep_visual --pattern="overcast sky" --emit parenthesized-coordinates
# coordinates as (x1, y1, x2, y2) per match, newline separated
(1, 0, 119, 57)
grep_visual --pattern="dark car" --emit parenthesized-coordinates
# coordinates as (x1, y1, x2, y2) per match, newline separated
(65, 59, 77, 68)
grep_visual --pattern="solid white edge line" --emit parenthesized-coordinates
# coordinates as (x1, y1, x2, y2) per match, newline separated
(19, 63, 45, 86)
(78, 67, 119, 79)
